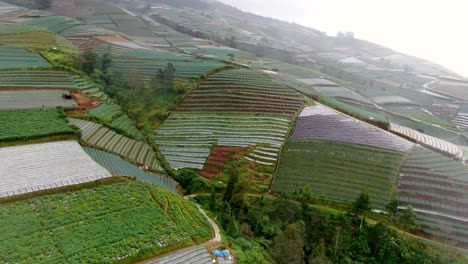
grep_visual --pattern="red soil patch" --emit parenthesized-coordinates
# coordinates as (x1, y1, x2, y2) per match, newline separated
(72, 93, 100, 109)
(199, 146, 244, 178)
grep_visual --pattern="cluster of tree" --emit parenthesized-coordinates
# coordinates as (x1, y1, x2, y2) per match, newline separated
(75, 49, 191, 129)
(196, 160, 456, 264)
(3, 0, 50, 9)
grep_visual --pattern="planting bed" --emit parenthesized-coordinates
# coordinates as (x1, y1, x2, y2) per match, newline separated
(149, 246, 212, 264)
(390, 123, 463, 159)
(0, 141, 111, 197)
(0, 90, 75, 110)
(199, 146, 244, 178)
(0, 47, 50, 69)
(153, 113, 292, 169)
(0, 108, 75, 141)
(274, 139, 407, 208)
(68, 118, 162, 171)
(293, 105, 414, 152)
(0, 70, 78, 89)
(0, 181, 213, 262)
(84, 148, 177, 192)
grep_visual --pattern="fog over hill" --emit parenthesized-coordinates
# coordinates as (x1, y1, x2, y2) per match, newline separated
(218, 0, 468, 78)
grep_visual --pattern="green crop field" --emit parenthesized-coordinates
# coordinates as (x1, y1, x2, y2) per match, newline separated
(0, 47, 50, 69)
(0, 108, 75, 141)
(274, 140, 408, 208)
(0, 180, 213, 263)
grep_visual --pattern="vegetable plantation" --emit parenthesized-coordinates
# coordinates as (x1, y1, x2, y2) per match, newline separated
(177, 69, 306, 115)
(0, 70, 78, 89)
(150, 246, 212, 264)
(68, 118, 162, 171)
(0, 108, 75, 141)
(293, 105, 414, 152)
(153, 113, 292, 169)
(0, 141, 111, 197)
(274, 139, 408, 208)
(88, 104, 142, 139)
(0, 47, 50, 69)
(397, 146, 468, 247)
(0, 181, 213, 263)
(84, 147, 177, 192)
(390, 123, 463, 159)
(0, 90, 75, 110)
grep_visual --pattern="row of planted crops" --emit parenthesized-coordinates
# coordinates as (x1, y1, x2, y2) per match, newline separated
(153, 69, 306, 170)
(0, 181, 213, 263)
(68, 118, 162, 171)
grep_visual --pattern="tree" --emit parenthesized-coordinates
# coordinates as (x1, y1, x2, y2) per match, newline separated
(101, 46, 112, 74)
(269, 224, 305, 264)
(209, 185, 217, 211)
(223, 172, 239, 203)
(400, 205, 417, 231)
(78, 51, 96, 75)
(385, 199, 399, 224)
(353, 192, 371, 230)
(156, 63, 176, 96)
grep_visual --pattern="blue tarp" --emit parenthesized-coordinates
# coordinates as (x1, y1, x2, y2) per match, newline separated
(213, 250, 230, 257)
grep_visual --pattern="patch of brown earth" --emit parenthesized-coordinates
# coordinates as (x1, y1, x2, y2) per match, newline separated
(199, 146, 244, 178)
(72, 93, 100, 109)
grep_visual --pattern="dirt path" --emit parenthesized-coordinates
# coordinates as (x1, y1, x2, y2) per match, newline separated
(196, 204, 221, 243)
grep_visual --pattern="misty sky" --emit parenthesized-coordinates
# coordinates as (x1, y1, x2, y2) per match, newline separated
(218, 0, 468, 78)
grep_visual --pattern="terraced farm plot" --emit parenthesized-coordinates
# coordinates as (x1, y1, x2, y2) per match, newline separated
(429, 80, 468, 101)
(154, 69, 306, 169)
(177, 69, 306, 115)
(153, 114, 292, 169)
(397, 146, 468, 247)
(68, 118, 162, 171)
(149, 246, 212, 264)
(84, 147, 177, 192)
(292, 105, 414, 152)
(88, 103, 122, 122)
(199, 146, 244, 178)
(452, 104, 468, 129)
(274, 140, 408, 208)
(0, 90, 75, 110)
(390, 123, 463, 159)
(385, 106, 456, 129)
(109, 50, 226, 80)
(0, 141, 110, 197)
(0, 47, 50, 69)
(88, 104, 142, 139)
(0, 181, 213, 263)
(0, 108, 75, 141)
(0, 70, 78, 89)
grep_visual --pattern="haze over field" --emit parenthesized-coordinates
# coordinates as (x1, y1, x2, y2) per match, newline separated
(219, 0, 468, 78)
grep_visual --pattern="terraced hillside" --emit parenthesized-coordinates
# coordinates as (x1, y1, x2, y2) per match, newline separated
(68, 118, 162, 171)
(0, 141, 111, 197)
(84, 147, 177, 192)
(274, 105, 413, 208)
(0, 47, 50, 69)
(0, 181, 214, 262)
(0, 108, 75, 141)
(397, 146, 468, 247)
(0, 70, 78, 89)
(0, 90, 75, 110)
(153, 69, 306, 170)
(109, 49, 226, 80)
(88, 104, 142, 139)
(390, 123, 463, 159)
(149, 246, 212, 264)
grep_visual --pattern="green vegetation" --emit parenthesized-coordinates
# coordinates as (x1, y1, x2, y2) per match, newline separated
(0, 108, 76, 141)
(274, 140, 407, 208)
(320, 96, 389, 128)
(0, 47, 51, 69)
(0, 180, 213, 263)
(3, 0, 50, 9)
